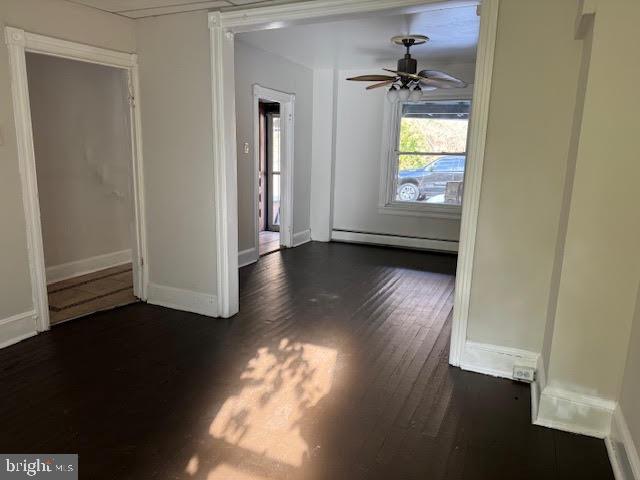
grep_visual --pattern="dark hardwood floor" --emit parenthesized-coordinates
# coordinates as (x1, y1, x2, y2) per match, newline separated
(259, 230, 281, 256)
(0, 242, 613, 479)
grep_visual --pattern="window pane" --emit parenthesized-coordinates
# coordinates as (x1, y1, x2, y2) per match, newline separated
(396, 155, 465, 205)
(398, 100, 470, 153)
(271, 116, 281, 172)
(272, 173, 280, 226)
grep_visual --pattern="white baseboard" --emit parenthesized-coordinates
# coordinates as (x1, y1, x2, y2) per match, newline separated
(607, 404, 640, 480)
(238, 247, 258, 268)
(310, 228, 330, 242)
(147, 283, 217, 317)
(293, 229, 312, 247)
(459, 340, 538, 379)
(331, 230, 458, 253)
(0, 310, 37, 350)
(534, 385, 615, 439)
(532, 350, 613, 440)
(531, 353, 547, 425)
(532, 354, 613, 440)
(46, 249, 132, 284)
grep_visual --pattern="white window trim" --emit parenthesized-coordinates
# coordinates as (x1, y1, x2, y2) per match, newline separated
(378, 90, 473, 220)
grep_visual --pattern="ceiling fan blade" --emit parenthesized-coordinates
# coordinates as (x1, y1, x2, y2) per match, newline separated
(346, 74, 397, 81)
(366, 79, 397, 90)
(383, 68, 423, 81)
(418, 70, 467, 88)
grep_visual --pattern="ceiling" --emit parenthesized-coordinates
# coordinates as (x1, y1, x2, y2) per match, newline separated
(237, 5, 479, 69)
(65, 0, 304, 18)
(65, 1, 479, 68)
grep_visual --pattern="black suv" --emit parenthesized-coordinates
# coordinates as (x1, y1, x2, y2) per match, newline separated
(396, 156, 465, 202)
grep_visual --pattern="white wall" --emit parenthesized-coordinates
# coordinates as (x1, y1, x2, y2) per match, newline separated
(331, 63, 474, 243)
(466, 0, 583, 352)
(543, 0, 640, 402)
(309, 68, 335, 242)
(136, 11, 218, 310)
(620, 282, 640, 467)
(540, 14, 594, 387)
(234, 39, 314, 252)
(27, 53, 132, 271)
(0, 0, 135, 337)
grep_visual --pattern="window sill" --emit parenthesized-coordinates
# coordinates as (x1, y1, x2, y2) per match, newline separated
(378, 202, 462, 220)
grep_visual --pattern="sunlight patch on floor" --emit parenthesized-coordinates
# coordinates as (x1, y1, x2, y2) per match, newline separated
(207, 338, 337, 472)
(206, 463, 269, 480)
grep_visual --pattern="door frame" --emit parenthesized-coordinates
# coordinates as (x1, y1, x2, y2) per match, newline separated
(253, 84, 295, 260)
(209, 0, 498, 369)
(4, 27, 149, 332)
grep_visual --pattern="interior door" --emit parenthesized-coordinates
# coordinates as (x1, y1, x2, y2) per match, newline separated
(258, 103, 267, 231)
(266, 112, 281, 232)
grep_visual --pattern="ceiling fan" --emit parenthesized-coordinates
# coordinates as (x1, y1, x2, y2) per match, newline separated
(347, 35, 467, 102)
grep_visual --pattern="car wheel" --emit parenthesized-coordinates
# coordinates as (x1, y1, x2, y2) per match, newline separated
(398, 183, 420, 202)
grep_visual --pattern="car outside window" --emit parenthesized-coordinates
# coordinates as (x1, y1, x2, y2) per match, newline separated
(433, 160, 456, 172)
(393, 100, 470, 206)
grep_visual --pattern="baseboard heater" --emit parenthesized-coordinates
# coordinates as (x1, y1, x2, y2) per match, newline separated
(330, 229, 458, 253)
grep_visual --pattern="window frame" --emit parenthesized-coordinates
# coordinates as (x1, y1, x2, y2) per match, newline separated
(378, 94, 472, 219)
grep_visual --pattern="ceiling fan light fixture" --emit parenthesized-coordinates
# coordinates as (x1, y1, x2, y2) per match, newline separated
(387, 85, 399, 103)
(347, 34, 466, 96)
(398, 86, 411, 102)
(410, 85, 422, 102)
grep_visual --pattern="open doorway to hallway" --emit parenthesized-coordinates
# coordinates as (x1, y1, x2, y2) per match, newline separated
(258, 100, 282, 256)
(25, 52, 139, 326)
(235, 76, 295, 269)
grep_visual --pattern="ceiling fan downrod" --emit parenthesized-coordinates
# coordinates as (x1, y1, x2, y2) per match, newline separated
(397, 38, 418, 84)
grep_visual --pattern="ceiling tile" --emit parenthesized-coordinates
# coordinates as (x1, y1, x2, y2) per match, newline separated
(67, 0, 231, 16)
(121, 1, 231, 17)
(227, 0, 271, 4)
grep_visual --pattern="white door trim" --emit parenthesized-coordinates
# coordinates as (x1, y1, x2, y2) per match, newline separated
(4, 27, 149, 332)
(448, 0, 499, 366)
(208, 0, 499, 355)
(253, 84, 295, 258)
(219, 0, 479, 32)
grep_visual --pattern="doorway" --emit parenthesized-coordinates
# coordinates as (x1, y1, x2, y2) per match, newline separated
(251, 85, 295, 260)
(26, 52, 139, 325)
(209, 0, 500, 370)
(258, 101, 281, 256)
(5, 27, 148, 333)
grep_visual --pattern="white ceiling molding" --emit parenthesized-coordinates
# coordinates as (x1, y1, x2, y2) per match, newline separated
(219, 0, 477, 32)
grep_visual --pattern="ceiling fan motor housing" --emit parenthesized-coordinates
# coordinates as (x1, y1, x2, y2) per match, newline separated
(397, 37, 420, 84)
(398, 55, 417, 76)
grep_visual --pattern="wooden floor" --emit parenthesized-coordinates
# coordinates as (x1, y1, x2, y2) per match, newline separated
(259, 230, 281, 256)
(0, 242, 613, 479)
(47, 264, 138, 325)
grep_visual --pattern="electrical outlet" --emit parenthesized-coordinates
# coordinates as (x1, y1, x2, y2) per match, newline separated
(513, 365, 536, 383)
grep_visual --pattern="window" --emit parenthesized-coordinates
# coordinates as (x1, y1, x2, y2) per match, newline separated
(382, 99, 471, 214)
